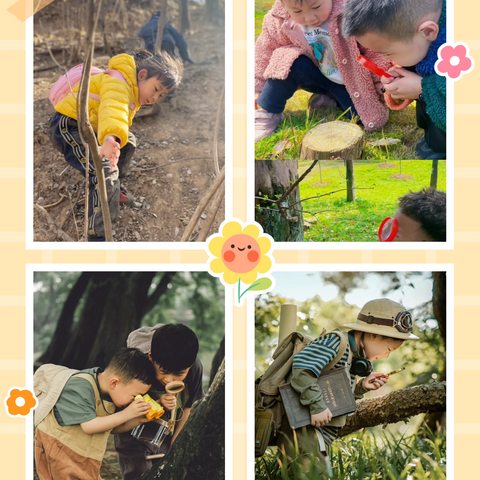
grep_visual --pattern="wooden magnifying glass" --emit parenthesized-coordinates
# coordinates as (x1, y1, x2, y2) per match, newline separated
(165, 381, 185, 433)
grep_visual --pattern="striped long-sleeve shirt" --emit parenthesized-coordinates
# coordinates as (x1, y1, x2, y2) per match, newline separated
(292, 332, 358, 444)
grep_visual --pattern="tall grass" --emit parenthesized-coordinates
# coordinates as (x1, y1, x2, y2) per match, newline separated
(255, 428, 446, 480)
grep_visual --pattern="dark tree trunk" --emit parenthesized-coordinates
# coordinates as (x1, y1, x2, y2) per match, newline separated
(430, 160, 439, 189)
(338, 381, 446, 438)
(255, 160, 304, 242)
(143, 360, 225, 480)
(424, 271, 447, 432)
(209, 337, 225, 386)
(346, 160, 355, 202)
(180, 0, 190, 33)
(40, 272, 182, 369)
(38, 272, 93, 366)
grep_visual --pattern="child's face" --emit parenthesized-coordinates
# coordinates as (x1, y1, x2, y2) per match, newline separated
(137, 69, 169, 106)
(282, 0, 333, 28)
(392, 210, 433, 242)
(109, 378, 151, 407)
(151, 361, 191, 387)
(364, 334, 403, 361)
(355, 21, 439, 67)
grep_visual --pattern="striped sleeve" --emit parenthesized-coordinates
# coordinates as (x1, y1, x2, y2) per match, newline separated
(292, 333, 341, 377)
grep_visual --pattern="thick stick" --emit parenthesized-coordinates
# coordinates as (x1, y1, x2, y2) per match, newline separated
(196, 183, 225, 242)
(181, 167, 225, 242)
(155, 0, 168, 55)
(78, 0, 113, 241)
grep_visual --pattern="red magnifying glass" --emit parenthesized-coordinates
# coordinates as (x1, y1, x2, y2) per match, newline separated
(378, 217, 398, 242)
(357, 55, 394, 79)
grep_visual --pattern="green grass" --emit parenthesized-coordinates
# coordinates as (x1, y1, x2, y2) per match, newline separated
(292, 160, 446, 242)
(255, 428, 446, 480)
(254, 4, 422, 160)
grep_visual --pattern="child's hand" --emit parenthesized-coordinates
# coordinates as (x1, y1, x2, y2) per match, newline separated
(363, 373, 389, 391)
(160, 394, 177, 411)
(123, 398, 151, 421)
(382, 68, 423, 100)
(255, 91, 261, 110)
(100, 135, 120, 171)
(311, 409, 332, 428)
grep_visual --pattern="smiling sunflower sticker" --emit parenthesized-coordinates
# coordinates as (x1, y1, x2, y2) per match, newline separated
(207, 220, 275, 305)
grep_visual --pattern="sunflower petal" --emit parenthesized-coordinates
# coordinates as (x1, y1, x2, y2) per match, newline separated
(208, 236, 225, 257)
(240, 270, 258, 284)
(222, 221, 243, 239)
(257, 236, 272, 254)
(257, 255, 272, 274)
(223, 269, 241, 285)
(243, 224, 260, 239)
(210, 258, 226, 274)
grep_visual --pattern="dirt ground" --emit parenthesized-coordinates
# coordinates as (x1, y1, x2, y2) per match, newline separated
(33, 2, 225, 242)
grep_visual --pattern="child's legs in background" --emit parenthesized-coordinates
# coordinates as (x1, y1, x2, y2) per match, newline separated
(49, 113, 120, 241)
(258, 55, 357, 118)
(416, 99, 446, 157)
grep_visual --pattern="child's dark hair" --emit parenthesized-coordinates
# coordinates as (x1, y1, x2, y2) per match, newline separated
(398, 188, 446, 242)
(342, 0, 444, 42)
(106, 347, 157, 385)
(150, 324, 199, 373)
(131, 49, 184, 93)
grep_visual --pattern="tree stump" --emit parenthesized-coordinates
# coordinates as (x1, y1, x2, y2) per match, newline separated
(300, 122, 364, 160)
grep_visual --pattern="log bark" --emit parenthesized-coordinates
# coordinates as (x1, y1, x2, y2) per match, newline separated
(300, 122, 363, 160)
(255, 160, 304, 242)
(209, 337, 225, 386)
(338, 381, 446, 438)
(142, 360, 225, 480)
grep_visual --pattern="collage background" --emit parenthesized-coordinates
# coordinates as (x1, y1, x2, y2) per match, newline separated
(0, 0, 474, 477)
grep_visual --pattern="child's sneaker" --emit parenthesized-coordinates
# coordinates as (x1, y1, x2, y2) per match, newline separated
(120, 188, 135, 206)
(255, 110, 283, 142)
(308, 93, 338, 110)
(415, 137, 446, 160)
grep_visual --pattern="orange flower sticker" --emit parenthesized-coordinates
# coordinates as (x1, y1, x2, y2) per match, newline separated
(5, 387, 37, 417)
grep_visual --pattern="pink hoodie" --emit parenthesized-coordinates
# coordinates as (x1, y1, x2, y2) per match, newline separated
(255, 0, 390, 132)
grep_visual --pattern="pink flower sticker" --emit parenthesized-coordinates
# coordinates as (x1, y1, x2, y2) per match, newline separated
(435, 42, 474, 81)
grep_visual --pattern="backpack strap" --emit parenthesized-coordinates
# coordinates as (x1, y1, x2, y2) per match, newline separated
(323, 329, 350, 373)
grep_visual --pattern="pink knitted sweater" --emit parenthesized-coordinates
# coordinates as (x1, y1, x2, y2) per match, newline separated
(255, 0, 390, 132)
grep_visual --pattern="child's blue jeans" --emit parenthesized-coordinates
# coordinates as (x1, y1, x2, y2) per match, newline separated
(257, 55, 358, 118)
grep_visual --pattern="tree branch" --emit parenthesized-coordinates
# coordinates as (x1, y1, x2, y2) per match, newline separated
(338, 381, 446, 438)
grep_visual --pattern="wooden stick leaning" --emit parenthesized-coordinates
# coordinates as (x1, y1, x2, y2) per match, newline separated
(78, 0, 113, 241)
(155, 0, 168, 55)
(181, 166, 225, 242)
(196, 183, 225, 242)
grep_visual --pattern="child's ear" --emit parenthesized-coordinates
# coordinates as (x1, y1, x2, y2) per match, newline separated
(138, 68, 149, 81)
(109, 377, 120, 390)
(418, 20, 439, 42)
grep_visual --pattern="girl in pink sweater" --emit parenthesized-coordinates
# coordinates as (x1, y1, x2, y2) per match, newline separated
(255, 0, 390, 142)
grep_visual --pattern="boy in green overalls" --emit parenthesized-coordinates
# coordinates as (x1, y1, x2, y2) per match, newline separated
(35, 348, 156, 480)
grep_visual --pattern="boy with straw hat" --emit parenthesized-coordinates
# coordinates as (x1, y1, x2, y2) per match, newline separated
(279, 298, 419, 478)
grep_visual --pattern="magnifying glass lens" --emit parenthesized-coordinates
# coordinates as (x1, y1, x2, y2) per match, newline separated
(378, 217, 398, 242)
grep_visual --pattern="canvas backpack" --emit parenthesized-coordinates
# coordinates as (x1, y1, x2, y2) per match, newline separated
(254, 329, 349, 457)
(49, 64, 130, 108)
(33, 363, 81, 427)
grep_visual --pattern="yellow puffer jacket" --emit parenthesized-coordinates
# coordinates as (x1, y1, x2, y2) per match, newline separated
(54, 54, 141, 148)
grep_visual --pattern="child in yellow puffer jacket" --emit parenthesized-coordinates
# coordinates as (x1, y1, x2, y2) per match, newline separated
(49, 50, 183, 242)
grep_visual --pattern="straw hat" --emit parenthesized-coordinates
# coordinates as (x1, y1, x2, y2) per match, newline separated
(343, 298, 419, 340)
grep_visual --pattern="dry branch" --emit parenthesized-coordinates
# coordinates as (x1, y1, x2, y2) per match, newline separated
(181, 167, 225, 242)
(338, 381, 446, 438)
(78, 0, 113, 241)
(197, 183, 225, 242)
(35, 204, 74, 242)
